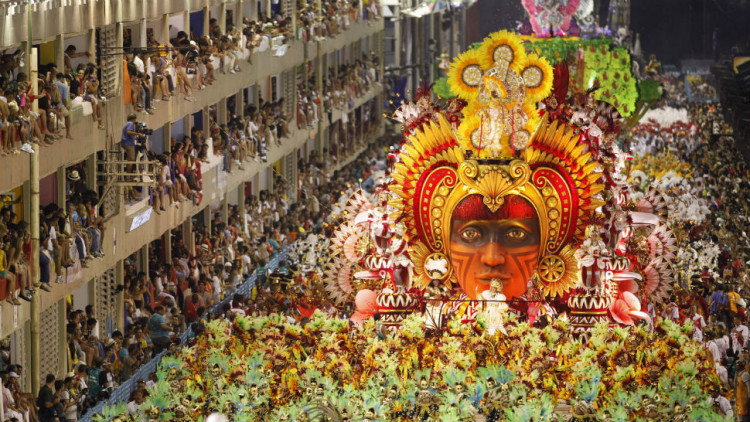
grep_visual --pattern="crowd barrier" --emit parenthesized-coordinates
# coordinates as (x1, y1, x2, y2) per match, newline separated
(79, 246, 292, 421)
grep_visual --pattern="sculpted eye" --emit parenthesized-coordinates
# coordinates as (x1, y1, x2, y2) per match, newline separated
(459, 227, 482, 242)
(506, 227, 529, 242)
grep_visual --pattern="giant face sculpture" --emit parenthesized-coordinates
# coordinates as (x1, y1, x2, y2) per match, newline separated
(390, 118, 601, 304)
(449, 194, 540, 300)
(388, 31, 603, 313)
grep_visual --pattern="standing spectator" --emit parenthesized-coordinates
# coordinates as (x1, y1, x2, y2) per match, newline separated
(60, 376, 78, 422)
(737, 360, 750, 422)
(121, 114, 139, 188)
(63, 46, 89, 74)
(733, 315, 749, 353)
(37, 374, 58, 422)
(55, 73, 73, 140)
(147, 305, 172, 353)
(184, 294, 200, 324)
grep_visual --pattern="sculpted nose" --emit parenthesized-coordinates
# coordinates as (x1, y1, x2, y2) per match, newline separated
(481, 241, 506, 267)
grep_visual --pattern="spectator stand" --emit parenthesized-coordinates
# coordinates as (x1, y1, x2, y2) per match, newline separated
(79, 245, 291, 422)
(685, 72, 719, 104)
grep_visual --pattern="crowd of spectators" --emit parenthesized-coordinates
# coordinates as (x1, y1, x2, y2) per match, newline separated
(297, 53, 381, 129)
(0, 46, 103, 156)
(0, 0, 380, 158)
(627, 73, 750, 416)
(0, 163, 104, 308)
(22, 134, 390, 421)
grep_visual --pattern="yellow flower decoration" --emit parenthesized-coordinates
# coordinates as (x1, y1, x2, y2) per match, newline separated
(520, 53, 554, 104)
(448, 50, 484, 101)
(536, 245, 580, 298)
(461, 101, 481, 120)
(457, 114, 483, 153)
(477, 30, 526, 72)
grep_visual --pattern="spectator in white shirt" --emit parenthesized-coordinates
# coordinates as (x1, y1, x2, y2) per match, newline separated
(690, 305, 706, 342)
(709, 388, 733, 418)
(1, 373, 24, 422)
(733, 315, 749, 353)
(127, 389, 145, 415)
(230, 297, 246, 316)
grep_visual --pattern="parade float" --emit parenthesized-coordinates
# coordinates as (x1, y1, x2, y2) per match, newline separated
(96, 30, 730, 422)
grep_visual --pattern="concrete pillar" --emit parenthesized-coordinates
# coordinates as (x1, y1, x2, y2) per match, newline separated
(30, 47, 38, 114)
(88, 29, 96, 65)
(163, 230, 172, 264)
(222, 193, 229, 226)
(235, 89, 244, 117)
(161, 14, 170, 45)
(217, 98, 228, 125)
(116, 23, 124, 96)
(56, 167, 66, 205)
(252, 172, 260, 196)
(203, 106, 210, 130)
(203, 6, 210, 37)
(266, 0, 272, 19)
(290, 0, 296, 41)
(183, 11, 190, 38)
(238, 184, 247, 235)
(86, 154, 97, 191)
(29, 142, 40, 397)
(203, 205, 212, 233)
(236, 0, 244, 27)
(268, 167, 275, 193)
(57, 297, 67, 375)
(54, 34, 65, 71)
(184, 218, 195, 254)
(139, 18, 148, 50)
(141, 244, 149, 275)
(220, 3, 227, 33)
(115, 260, 125, 332)
(164, 121, 172, 154)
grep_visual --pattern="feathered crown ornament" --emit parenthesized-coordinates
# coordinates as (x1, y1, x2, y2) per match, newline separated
(390, 30, 603, 302)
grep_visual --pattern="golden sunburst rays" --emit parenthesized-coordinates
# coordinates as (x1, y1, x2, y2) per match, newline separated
(523, 118, 606, 244)
(477, 30, 526, 72)
(389, 115, 464, 251)
(448, 50, 484, 101)
(537, 245, 580, 298)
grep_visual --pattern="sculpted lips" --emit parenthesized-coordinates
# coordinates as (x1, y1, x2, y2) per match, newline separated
(475, 273, 512, 284)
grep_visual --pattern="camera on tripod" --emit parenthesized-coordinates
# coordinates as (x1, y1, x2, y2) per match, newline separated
(134, 122, 154, 137)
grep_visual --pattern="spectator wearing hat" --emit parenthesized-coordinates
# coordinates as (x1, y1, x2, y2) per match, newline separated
(2, 372, 24, 422)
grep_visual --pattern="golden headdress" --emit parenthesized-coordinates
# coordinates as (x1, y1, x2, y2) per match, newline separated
(449, 30, 552, 158)
(389, 31, 605, 299)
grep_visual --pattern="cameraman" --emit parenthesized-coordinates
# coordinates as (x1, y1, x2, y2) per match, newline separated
(121, 114, 139, 174)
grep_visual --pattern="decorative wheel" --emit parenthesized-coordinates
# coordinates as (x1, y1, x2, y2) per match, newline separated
(461, 64, 483, 87)
(538, 254, 565, 283)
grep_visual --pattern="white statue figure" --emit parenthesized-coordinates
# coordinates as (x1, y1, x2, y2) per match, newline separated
(481, 278, 509, 335)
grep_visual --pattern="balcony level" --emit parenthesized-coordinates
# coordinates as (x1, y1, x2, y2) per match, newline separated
(0, 17, 385, 194)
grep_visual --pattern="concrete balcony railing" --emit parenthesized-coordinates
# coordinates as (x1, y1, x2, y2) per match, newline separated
(0, 82, 384, 337)
(0, 17, 384, 193)
(0, 0, 381, 49)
